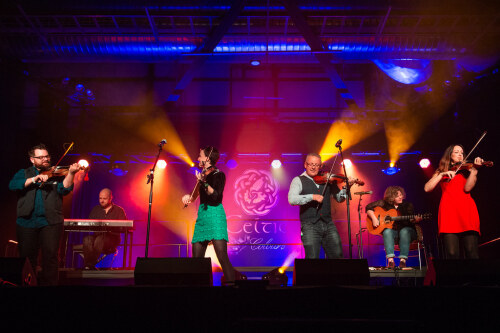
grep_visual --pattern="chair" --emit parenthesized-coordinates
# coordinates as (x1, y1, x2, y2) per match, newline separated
(71, 244, 119, 269)
(393, 224, 427, 270)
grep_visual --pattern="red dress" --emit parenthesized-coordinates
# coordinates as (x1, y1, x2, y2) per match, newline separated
(438, 172, 480, 234)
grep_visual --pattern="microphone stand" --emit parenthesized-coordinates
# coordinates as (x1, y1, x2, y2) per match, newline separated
(145, 143, 164, 257)
(356, 193, 366, 259)
(337, 142, 353, 259)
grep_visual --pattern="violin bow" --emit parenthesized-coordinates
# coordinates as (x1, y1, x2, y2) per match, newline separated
(54, 142, 74, 169)
(316, 152, 340, 211)
(454, 131, 487, 173)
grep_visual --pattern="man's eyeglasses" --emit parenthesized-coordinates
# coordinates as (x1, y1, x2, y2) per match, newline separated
(305, 162, 321, 168)
(32, 155, 50, 160)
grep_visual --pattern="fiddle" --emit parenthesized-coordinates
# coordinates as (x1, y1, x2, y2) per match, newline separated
(183, 148, 215, 208)
(313, 171, 365, 186)
(442, 160, 493, 181)
(36, 164, 88, 185)
(39, 165, 88, 178)
(450, 160, 493, 171)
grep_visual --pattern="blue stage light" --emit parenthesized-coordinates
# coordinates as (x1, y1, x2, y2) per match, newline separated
(226, 159, 238, 169)
(373, 59, 432, 85)
(109, 165, 128, 176)
(382, 166, 400, 175)
(188, 166, 199, 175)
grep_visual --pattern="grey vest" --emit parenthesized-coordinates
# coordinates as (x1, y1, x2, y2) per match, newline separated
(299, 175, 332, 224)
(16, 167, 65, 225)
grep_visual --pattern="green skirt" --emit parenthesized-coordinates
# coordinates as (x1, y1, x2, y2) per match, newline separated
(192, 203, 229, 243)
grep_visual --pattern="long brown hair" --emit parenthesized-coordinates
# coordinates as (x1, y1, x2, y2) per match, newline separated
(383, 186, 405, 205)
(437, 144, 463, 173)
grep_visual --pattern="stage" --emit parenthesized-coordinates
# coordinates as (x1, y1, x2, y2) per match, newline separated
(1, 278, 498, 331)
(58, 266, 428, 287)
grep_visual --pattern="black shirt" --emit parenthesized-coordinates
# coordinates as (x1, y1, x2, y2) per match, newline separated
(365, 200, 416, 231)
(88, 204, 127, 220)
(199, 169, 225, 206)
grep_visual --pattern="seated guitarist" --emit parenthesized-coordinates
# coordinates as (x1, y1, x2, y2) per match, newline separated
(366, 186, 422, 269)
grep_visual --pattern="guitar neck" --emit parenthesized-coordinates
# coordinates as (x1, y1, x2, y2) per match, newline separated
(392, 215, 417, 222)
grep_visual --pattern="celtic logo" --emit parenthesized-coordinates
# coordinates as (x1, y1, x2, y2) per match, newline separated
(233, 169, 279, 216)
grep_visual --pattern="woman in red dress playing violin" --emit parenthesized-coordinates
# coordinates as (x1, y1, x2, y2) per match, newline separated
(424, 145, 484, 259)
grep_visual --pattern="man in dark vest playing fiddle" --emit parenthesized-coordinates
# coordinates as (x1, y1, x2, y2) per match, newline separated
(9, 143, 81, 285)
(288, 153, 349, 259)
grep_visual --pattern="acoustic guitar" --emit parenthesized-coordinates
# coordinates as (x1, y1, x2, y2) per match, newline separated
(366, 206, 431, 235)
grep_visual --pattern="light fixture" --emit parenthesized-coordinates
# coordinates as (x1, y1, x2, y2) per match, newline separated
(271, 159, 282, 169)
(341, 159, 353, 168)
(419, 158, 431, 169)
(226, 159, 238, 169)
(262, 267, 288, 286)
(157, 159, 167, 169)
(250, 59, 261, 66)
(78, 159, 89, 168)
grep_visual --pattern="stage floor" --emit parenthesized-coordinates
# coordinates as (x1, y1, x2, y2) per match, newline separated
(58, 266, 428, 287)
(1, 279, 498, 331)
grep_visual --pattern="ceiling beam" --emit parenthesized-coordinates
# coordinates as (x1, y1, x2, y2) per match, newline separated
(165, 0, 246, 104)
(282, 0, 359, 110)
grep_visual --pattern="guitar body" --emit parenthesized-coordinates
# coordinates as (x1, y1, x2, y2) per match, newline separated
(366, 207, 398, 235)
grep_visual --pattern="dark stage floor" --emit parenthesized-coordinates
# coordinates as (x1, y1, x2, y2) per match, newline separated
(1, 268, 499, 332)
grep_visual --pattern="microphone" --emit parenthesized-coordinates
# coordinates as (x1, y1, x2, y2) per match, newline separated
(335, 139, 342, 148)
(158, 139, 167, 147)
(354, 191, 373, 195)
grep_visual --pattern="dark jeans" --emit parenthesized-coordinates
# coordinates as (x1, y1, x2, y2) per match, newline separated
(16, 223, 63, 286)
(301, 221, 343, 259)
(82, 232, 121, 267)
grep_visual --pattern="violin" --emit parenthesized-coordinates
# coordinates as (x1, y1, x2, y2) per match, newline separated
(450, 160, 493, 171)
(39, 165, 87, 178)
(442, 160, 493, 181)
(183, 148, 215, 208)
(313, 171, 365, 186)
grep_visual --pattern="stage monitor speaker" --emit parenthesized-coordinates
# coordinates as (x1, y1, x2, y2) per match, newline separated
(0, 257, 37, 286)
(293, 259, 369, 286)
(425, 259, 500, 286)
(134, 257, 212, 286)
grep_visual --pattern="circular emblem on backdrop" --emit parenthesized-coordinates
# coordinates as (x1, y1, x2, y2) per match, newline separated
(234, 169, 279, 216)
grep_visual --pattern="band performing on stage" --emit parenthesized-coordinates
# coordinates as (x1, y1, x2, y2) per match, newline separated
(5, 136, 492, 286)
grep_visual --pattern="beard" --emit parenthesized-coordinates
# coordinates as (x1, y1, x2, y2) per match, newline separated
(36, 161, 52, 171)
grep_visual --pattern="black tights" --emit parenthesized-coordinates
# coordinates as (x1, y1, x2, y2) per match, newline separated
(192, 240, 235, 282)
(442, 231, 479, 259)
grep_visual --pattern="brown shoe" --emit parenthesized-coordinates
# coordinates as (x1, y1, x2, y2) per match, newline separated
(387, 259, 395, 269)
(399, 259, 406, 269)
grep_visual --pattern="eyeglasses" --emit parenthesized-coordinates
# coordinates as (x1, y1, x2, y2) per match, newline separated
(305, 162, 321, 168)
(33, 155, 51, 160)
